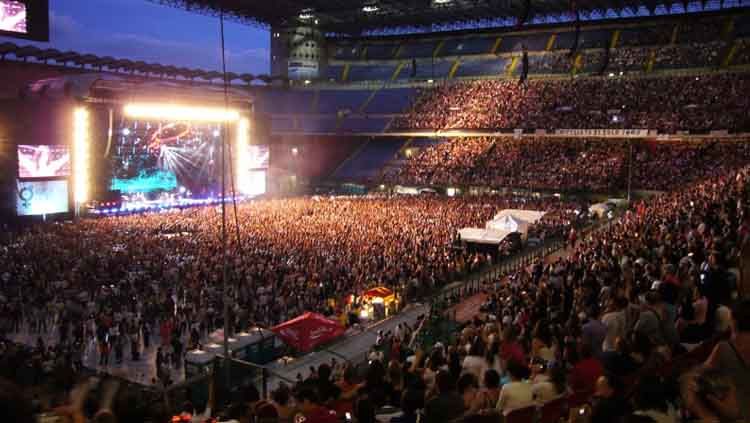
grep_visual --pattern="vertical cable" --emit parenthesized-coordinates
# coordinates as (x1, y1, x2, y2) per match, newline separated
(219, 6, 231, 393)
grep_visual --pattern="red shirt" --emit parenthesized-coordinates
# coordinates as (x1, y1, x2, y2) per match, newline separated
(568, 357, 604, 407)
(500, 341, 525, 365)
(303, 406, 339, 423)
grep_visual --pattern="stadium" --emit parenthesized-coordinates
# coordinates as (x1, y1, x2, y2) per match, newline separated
(1, 0, 750, 422)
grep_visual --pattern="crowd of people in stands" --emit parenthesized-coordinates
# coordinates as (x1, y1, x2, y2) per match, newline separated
(387, 137, 750, 192)
(8, 150, 748, 423)
(219, 161, 749, 423)
(395, 73, 750, 133)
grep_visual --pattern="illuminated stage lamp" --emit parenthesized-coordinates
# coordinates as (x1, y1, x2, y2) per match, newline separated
(73, 107, 90, 206)
(123, 103, 240, 122)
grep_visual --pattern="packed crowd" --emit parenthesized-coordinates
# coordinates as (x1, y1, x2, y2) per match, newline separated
(395, 73, 750, 132)
(387, 137, 750, 192)
(608, 47, 650, 72)
(732, 38, 750, 66)
(0, 194, 586, 382)
(652, 41, 724, 69)
(82, 148, 748, 423)
(207, 157, 750, 423)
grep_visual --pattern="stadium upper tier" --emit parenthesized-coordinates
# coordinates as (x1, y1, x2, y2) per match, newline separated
(324, 12, 750, 82)
(259, 71, 750, 134)
(258, 11, 750, 136)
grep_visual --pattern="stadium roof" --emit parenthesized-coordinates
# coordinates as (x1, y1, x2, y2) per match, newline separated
(149, 0, 746, 35)
(0, 41, 280, 83)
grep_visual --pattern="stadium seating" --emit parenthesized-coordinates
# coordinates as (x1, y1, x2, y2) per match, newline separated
(271, 117, 295, 132)
(529, 52, 573, 74)
(326, 65, 345, 81)
(385, 136, 750, 191)
(298, 117, 339, 132)
(333, 44, 362, 60)
(317, 89, 371, 113)
(347, 64, 397, 81)
(617, 25, 672, 46)
(733, 38, 750, 65)
(440, 36, 496, 56)
(332, 138, 405, 180)
(608, 47, 650, 72)
(364, 88, 417, 114)
(399, 40, 439, 58)
(254, 90, 315, 114)
(338, 117, 389, 132)
(652, 42, 724, 69)
(396, 59, 454, 80)
(365, 42, 399, 60)
(736, 14, 750, 37)
(395, 73, 750, 132)
(454, 57, 511, 77)
(499, 33, 550, 52)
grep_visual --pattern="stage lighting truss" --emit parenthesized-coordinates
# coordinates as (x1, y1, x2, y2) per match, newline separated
(73, 107, 90, 205)
(123, 103, 240, 123)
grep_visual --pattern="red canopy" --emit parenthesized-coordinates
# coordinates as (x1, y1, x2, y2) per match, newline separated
(271, 312, 345, 352)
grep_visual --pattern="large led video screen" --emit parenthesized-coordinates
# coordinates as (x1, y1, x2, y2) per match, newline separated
(0, 0, 48, 41)
(16, 180, 69, 216)
(110, 120, 223, 195)
(0, 0, 25, 33)
(18, 144, 71, 178)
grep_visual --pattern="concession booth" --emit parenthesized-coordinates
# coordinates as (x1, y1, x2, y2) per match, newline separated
(359, 286, 398, 321)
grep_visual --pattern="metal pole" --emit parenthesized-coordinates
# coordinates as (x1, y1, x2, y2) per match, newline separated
(627, 140, 633, 203)
(219, 9, 231, 391)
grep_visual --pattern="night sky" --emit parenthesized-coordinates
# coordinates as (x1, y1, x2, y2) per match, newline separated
(0, 0, 270, 74)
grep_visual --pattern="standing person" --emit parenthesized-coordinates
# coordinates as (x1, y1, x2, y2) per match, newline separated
(424, 370, 465, 423)
(496, 361, 534, 414)
(462, 340, 488, 382)
(700, 299, 750, 420)
(568, 343, 604, 407)
(468, 369, 501, 414)
(602, 297, 628, 352)
(142, 320, 150, 349)
(99, 335, 110, 367)
(172, 335, 183, 368)
(130, 322, 140, 361)
(582, 306, 607, 359)
(294, 386, 338, 423)
(114, 332, 124, 365)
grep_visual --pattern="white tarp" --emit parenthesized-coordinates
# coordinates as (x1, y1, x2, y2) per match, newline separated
(589, 203, 612, 218)
(492, 209, 546, 223)
(485, 209, 545, 235)
(486, 215, 530, 233)
(458, 228, 512, 245)
(461, 209, 545, 244)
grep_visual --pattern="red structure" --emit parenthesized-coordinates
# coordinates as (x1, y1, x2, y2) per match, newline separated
(271, 312, 345, 352)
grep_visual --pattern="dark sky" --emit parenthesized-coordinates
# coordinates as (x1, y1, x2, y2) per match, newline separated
(0, 0, 270, 74)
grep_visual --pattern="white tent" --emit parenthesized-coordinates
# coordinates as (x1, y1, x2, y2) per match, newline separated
(458, 228, 512, 245)
(589, 203, 611, 218)
(485, 214, 531, 233)
(485, 209, 545, 235)
(492, 209, 546, 223)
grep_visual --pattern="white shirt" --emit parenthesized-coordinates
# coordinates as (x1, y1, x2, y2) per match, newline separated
(531, 375, 558, 403)
(497, 381, 534, 413)
(462, 355, 487, 381)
